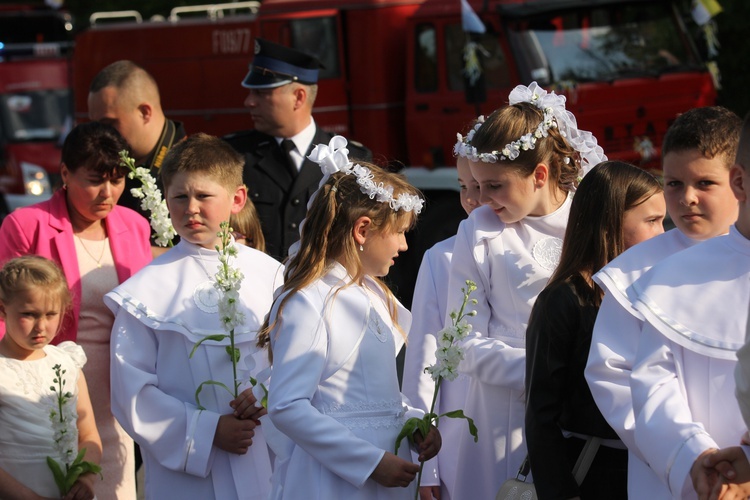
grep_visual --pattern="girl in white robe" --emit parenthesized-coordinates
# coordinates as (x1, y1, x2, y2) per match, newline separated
(401, 154, 479, 500)
(446, 82, 607, 500)
(259, 142, 440, 500)
(584, 106, 742, 498)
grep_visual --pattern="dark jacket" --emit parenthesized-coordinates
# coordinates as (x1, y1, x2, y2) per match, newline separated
(224, 127, 371, 261)
(118, 119, 186, 245)
(525, 276, 625, 499)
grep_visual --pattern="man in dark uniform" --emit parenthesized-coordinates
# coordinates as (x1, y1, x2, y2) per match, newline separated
(88, 60, 186, 255)
(224, 39, 371, 261)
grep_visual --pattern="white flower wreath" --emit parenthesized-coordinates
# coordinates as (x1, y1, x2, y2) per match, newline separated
(308, 136, 424, 214)
(454, 82, 607, 177)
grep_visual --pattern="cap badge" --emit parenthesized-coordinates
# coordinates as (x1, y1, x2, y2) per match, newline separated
(254, 39, 261, 55)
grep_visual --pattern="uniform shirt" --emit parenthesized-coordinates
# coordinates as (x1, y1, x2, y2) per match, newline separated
(225, 123, 371, 260)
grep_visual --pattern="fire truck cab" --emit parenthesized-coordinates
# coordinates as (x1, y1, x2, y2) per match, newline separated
(0, 5, 73, 218)
(74, 0, 716, 170)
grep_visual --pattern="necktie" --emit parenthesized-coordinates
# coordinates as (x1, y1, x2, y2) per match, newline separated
(281, 139, 298, 179)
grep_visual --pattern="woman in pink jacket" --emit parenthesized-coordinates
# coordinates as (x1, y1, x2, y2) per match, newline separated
(0, 121, 152, 500)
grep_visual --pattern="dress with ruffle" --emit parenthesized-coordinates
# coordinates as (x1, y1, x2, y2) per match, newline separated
(0, 342, 87, 497)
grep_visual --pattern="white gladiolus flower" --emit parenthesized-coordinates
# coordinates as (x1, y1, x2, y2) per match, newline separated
(119, 151, 176, 247)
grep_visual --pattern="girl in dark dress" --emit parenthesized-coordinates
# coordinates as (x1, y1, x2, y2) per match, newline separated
(525, 161, 665, 500)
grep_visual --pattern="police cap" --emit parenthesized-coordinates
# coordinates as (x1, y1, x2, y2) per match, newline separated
(242, 38, 322, 89)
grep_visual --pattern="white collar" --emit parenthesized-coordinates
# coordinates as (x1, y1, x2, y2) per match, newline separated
(631, 226, 750, 359)
(276, 118, 316, 159)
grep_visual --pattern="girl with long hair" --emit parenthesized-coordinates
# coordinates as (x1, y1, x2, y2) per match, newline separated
(258, 137, 440, 499)
(524, 161, 665, 499)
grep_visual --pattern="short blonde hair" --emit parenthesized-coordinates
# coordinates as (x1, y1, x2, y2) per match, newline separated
(160, 133, 244, 195)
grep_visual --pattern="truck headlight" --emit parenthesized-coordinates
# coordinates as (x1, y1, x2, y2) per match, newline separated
(21, 162, 51, 196)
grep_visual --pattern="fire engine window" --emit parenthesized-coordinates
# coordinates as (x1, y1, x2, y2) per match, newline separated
(445, 24, 510, 92)
(414, 23, 438, 93)
(506, 3, 702, 85)
(0, 90, 71, 142)
(290, 17, 340, 80)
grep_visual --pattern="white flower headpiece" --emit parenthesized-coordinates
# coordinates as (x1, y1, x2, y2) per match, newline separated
(308, 136, 424, 214)
(457, 82, 606, 177)
(454, 115, 485, 159)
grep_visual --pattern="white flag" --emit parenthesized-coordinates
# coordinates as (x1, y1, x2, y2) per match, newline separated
(461, 0, 486, 34)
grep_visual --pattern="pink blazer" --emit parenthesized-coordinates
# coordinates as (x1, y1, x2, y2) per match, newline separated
(0, 189, 152, 342)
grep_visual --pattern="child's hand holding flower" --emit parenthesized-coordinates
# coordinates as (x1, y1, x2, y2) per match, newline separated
(394, 280, 479, 498)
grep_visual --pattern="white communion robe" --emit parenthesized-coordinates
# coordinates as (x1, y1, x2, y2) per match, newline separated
(585, 228, 698, 497)
(267, 263, 423, 500)
(629, 226, 750, 499)
(402, 235, 469, 500)
(446, 199, 571, 500)
(105, 240, 283, 500)
(735, 335, 750, 430)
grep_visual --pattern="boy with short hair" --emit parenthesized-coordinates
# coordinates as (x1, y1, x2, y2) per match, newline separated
(106, 133, 282, 499)
(627, 112, 750, 498)
(584, 106, 741, 498)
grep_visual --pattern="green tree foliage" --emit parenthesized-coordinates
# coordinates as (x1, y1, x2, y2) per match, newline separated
(676, 0, 750, 117)
(714, 1, 750, 118)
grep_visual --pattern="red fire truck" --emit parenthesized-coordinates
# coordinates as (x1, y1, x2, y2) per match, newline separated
(73, 0, 716, 169)
(72, 0, 716, 300)
(0, 5, 73, 218)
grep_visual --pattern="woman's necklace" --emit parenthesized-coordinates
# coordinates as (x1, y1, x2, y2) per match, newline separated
(75, 234, 106, 268)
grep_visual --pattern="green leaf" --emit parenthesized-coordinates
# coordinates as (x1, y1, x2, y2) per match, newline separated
(46, 456, 67, 494)
(394, 417, 421, 455)
(189, 334, 228, 358)
(194, 380, 233, 409)
(249, 377, 269, 409)
(225, 346, 240, 363)
(439, 410, 478, 442)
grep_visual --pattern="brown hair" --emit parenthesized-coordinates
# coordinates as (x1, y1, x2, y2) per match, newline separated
(662, 106, 742, 169)
(62, 121, 130, 178)
(89, 60, 161, 107)
(230, 200, 266, 253)
(257, 161, 422, 356)
(0, 256, 72, 316)
(547, 161, 663, 305)
(160, 133, 244, 195)
(470, 102, 580, 192)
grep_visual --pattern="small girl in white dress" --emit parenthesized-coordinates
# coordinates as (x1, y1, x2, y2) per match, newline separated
(0, 255, 101, 499)
(258, 137, 441, 500)
(447, 83, 607, 500)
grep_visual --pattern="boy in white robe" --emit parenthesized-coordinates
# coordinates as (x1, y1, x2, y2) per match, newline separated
(584, 107, 741, 497)
(106, 134, 282, 500)
(626, 113, 750, 499)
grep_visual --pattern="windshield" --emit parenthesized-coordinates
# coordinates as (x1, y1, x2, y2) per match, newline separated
(0, 89, 71, 142)
(506, 3, 701, 85)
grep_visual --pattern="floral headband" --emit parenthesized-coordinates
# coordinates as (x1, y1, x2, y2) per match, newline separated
(308, 135, 424, 214)
(454, 82, 606, 177)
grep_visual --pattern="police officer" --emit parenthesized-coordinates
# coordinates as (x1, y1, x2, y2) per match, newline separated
(225, 38, 371, 261)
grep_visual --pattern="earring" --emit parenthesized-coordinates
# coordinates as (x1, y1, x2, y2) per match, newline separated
(359, 244, 364, 252)
(62, 183, 67, 190)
